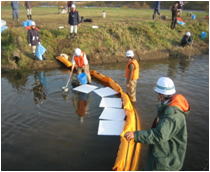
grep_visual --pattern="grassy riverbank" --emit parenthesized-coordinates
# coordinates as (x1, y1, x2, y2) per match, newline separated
(1, 7, 209, 70)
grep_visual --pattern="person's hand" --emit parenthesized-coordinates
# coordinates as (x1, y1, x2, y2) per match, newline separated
(124, 131, 134, 141)
(29, 43, 31, 46)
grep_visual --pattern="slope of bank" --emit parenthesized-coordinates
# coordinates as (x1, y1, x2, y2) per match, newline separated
(1, 11, 209, 71)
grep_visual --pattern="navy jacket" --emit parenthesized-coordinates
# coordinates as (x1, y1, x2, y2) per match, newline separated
(68, 10, 80, 25)
(11, 1, 19, 10)
(181, 35, 193, 46)
(27, 28, 40, 46)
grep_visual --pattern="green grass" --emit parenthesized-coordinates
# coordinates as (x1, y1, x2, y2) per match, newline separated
(1, 7, 209, 69)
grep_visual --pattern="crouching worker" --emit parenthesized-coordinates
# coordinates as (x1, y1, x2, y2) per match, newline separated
(69, 48, 92, 84)
(124, 77, 190, 171)
(125, 50, 139, 103)
(27, 21, 40, 57)
(181, 32, 193, 47)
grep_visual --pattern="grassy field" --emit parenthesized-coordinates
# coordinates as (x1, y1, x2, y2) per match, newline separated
(1, 7, 209, 70)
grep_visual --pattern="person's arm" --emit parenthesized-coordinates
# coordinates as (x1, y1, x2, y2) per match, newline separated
(68, 12, 71, 24)
(125, 117, 176, 144)
(188, 36, 193, 44)
(27, 30, 31, 45)
(77, 11, 80, 24)
(181, 36, 185, 45)
(83, 54, 88, 65)
(127, 63, 134, 83)
(37, 31, 40, 44)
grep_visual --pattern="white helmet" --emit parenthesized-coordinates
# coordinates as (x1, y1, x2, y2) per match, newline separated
(71, 4, 76, 8)
(31, 21, 36, 26)
(154, 77, 176, 95)
(75, 48, 81, 56)
(126, 50, 134, 58)
(186, 32, 191, 36)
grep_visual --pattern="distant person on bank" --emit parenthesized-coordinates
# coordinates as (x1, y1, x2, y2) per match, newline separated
(125, 50, 140, 103)
(25, 1, 32, 20)
(125, 77, 190, 170)
(177, 1, 184, 16)
(68, 4, 80, 38)
(11, 1, 19, 22)
(171, 1, 179, 29)
(152, 1, 160, 20)
(102, 10, 106, 19)
(181, 32, 193, 47)
(27, 21, 40, 57)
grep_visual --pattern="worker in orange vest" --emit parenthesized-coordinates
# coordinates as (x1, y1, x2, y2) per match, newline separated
(125, 50, 139, 103)
(69, 48, 92, 84)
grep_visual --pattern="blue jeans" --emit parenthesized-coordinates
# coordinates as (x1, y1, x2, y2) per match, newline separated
(12, 10, 19, 20)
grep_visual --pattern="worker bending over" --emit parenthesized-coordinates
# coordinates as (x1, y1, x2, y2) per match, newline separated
(125, 77, 190, 171)
(69, 48, 92, 84)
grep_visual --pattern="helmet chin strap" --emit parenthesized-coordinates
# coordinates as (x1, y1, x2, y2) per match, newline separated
(162, 95, 173, 104)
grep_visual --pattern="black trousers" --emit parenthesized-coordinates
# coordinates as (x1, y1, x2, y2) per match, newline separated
(171, 15, 177, 29)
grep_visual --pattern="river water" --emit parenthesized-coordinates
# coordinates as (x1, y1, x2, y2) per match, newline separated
(2, 55, 209, 170)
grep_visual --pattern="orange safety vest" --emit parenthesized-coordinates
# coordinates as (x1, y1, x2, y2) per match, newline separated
(74, 52, 85, 68)
(125, 59, 139, 80)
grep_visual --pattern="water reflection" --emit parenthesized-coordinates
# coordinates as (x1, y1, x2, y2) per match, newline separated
(178, 58, 191, 74)
(167, 57, 191, 78)
(1, 70, 29, 90)
(32, 72, 47, 104)
(72, 91, 90, 123)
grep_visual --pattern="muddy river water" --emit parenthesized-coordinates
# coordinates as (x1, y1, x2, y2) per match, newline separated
(2, 55, 209, 170)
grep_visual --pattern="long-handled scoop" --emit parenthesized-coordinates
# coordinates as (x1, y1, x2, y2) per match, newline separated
(62, 76, 71, 92)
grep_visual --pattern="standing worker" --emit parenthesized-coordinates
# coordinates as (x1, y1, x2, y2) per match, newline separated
(171, 1, 179, 29)
(68, 4, 80, 38)
(125, 50, 139, 103)
(152, 1, 160, 20)
(125, 77, 190, 170)
(69, 48, 92, 84)
(25, 1, 32, 20)
(11, 1, 19, 22)
(27, 21, 40, 57)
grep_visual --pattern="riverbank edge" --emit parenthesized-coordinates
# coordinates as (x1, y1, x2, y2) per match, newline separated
(1, 45, 209, 72)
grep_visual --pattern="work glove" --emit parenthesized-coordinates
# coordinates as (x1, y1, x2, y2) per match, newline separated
(29, 43, 31, 46)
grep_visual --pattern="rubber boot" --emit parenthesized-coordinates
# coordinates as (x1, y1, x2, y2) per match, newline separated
(27, 15, 30, 20)
(30, 15, 32, 20)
